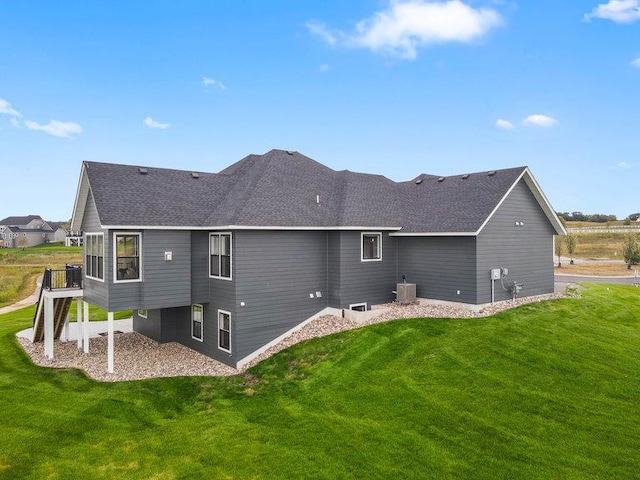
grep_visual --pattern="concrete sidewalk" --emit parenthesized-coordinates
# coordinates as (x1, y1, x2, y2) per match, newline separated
(16, 318, 133, 341)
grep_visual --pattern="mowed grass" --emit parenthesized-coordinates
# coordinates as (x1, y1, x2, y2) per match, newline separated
(0, 243, 82, 307)
(1, 284, 639, 479)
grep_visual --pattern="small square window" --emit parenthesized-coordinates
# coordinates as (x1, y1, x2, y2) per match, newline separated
(361, 232, 382, 261)
(137, 308, 147, 318)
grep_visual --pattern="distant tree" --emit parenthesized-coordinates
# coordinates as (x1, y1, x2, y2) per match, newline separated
(555, 235, 564, 267)
(624, 218, 632, 226)
(565, 234, 577, 264)
(16, 234, 28, 250)
(556, 212, 617, 223)
(622, 233, 640, 270)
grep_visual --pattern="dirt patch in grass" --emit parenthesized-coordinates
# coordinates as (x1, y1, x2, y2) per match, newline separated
(557, 262, 637, 276)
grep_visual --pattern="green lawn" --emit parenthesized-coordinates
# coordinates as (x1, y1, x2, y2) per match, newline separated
(0, 284, 638, 479)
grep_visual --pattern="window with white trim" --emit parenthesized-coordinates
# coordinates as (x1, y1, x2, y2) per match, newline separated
(114, 233, 141, 282)
(210, 233, 232, 279)
(192, 304, 203, 341)
(85, 233, 104, 280)
(361, 232, 382, 261)
(218, 310, 231, 353)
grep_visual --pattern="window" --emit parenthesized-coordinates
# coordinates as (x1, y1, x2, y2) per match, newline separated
(361, 232, 382, 261)
(85, 233, 104, 280)
(210, 233, 232, 279)
(137, 308, 147, 318)
(192, 304, 203, 341)
(114, 233, 141, 282)
(350, 303, 367, 312)
(218, 310, 231, 353)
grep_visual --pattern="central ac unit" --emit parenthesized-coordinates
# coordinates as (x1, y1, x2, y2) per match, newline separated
(396, 283, 416, 304)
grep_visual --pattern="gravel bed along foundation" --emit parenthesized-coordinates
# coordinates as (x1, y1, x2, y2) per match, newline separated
(17, 293, 563, 382)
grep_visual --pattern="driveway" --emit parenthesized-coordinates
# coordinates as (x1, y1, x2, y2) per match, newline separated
(555, 273, 639, 293)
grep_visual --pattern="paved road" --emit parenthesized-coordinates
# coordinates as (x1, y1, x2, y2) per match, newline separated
(555, 273, 638, 286)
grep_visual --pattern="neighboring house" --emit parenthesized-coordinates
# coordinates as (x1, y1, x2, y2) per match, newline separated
(69, 149, 565, 369)
(0, 215, 68, 248)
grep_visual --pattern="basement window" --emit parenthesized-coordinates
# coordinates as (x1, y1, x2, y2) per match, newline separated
(192, 304, 204, 342)
(361, 232, 382, 262)
(218, 310, 231, 353)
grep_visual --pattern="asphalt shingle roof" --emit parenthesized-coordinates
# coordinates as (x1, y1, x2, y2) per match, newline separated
(82, 149, 529, 232)
(0, 215, 44, 226)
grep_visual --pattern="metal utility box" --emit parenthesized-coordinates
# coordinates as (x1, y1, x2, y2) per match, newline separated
(396, 283, 416, 304)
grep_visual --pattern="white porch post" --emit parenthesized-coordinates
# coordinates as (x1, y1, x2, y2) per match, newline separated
(83, 301, 90, 354)
(61, 313, 70, 343)
(44, 295, 54, 360)
(107, 311, 114, 373)
(76, 299, 83, 350)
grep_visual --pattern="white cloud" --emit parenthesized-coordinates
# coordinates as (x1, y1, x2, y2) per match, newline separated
(319, 64, 330, 72)
(202, 77, 226, 90)
(522, 114, 558, 128)
(0, 98, 22, 117)
(10, 117, 21, 128)
(584, 0, 640, 23)
(24, 119, 82, 138)
(631, 57, 640, 67)
(617, 161, 637, 168)
(308, 1, 503, 60)
(496, 119, 513, 130)
(305, 21, 341, 46)
(144, 117, 170, 129)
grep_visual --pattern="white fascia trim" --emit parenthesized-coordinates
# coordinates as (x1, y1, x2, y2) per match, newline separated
(70, 164, 86, 232)
(390, 231, 476, 237)
(71, 165, 103, 233)
(473, 170, 526, 236)
(521, 168, 567, 235)
(101, 225, 403, 231)
(473, 168, 566, 236)
(236, 307, 342, 369)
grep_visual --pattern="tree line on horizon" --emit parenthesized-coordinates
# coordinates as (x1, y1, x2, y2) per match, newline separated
(556, 212, 640, 223)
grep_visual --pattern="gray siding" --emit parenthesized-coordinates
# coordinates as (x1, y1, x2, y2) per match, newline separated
(103, 230, 192, 311)
(476, 179, 556, 303)
(173, 232, 237, 365)
(191, 232, 209, 303)
(141, 230, 191, 309)
(106, 230, 142, 311)
(330, 231, 397, 309)
(133, 309, 161, 342)
(397, 236, 477, 304)
(233, 230, 328, 361)
(327, 232, 341, 306)
(81, 195, 109, 309)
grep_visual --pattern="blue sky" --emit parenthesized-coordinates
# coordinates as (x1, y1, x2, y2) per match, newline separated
(1, 0, 639, 222)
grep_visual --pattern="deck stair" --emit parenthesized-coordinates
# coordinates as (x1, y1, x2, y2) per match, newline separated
(31, 266, 82, 343)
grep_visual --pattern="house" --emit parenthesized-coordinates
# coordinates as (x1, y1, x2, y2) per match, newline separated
(0, 215, 68, 248)
(65, 149, 565, 370)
